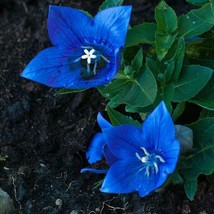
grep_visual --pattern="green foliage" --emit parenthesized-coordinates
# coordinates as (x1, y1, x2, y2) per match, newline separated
(155, 1, 178, 60)
(107, 106, 141, 127)
(99, 0, 124, 11)
(190, 75, 214, 110)
(178, 1, 214, 39)
(125, 23, 156, 47)
(99, 68, 157, 108)
(184, 179, 198, 200)
(180, 118, 214, 199)
(186, 0, 209, 6)
(173, 65, 213, 102)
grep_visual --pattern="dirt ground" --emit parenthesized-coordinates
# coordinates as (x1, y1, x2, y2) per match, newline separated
(0, 0, 214, 213)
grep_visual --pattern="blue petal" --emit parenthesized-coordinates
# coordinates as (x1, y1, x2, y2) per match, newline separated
(94, 6, 132, 49)
(97, 113, 112, 130)
(141, 101, 178, 153)
(159, 139, 180, 174)
(103, 144, 117, 166)
(103, 125, 143, 159)
(86, 133, 106, 164)
(48, 6, 92, 48)
(21, 47, 120, 89)
(101, 158, 168, 196)
(81, 168, 107, 174)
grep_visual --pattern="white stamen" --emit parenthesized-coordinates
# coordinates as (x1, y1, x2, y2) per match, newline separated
(101, 54, 110, 63)
(140, 147, 150, 156)
(93, 62, 97, 75)
(145, 166, 150, 177)
(156, 155, 165, 163)
(153, 162, 159, 174)
(81, 49, 97, 64)
(135, 152, 142, 162)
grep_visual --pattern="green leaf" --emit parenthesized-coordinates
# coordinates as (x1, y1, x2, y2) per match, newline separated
(99, 0, 124, 11)
(186, 38, 214, 69)
(186, 0, 209, 6)
(178, 1, 214, 39)
(181, 117, 214, 179)
(184, 179, 197, 201)
(155, 1, 178, 60)
(155, 1, 177, 33)
(57, 88, 85, 95)
(170, 171, 183, 184)
(131, 48, 143, 73)
(172, 102, 186, 121)
(145, 57, 161, 78)
(99, 69, 157, 108)
(190, 74, 214, 110)
(182, 118, 214, 201)
(125, 23, 157, 47)
(164, 37, 185, 81)
(173, 65, 213, 102)
(199, 109, 214, 119)
(107, 106, 141, 127)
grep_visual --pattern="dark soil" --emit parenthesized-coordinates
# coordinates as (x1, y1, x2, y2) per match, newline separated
(0, 0, 214, 213)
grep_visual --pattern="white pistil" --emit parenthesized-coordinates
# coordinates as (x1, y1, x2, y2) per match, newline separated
(81, 49, 97, 64)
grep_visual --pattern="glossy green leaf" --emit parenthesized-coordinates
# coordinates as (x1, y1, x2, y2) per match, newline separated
(186, 38, 214, 70)
(190, 74, 214, 110)
(99, 0, 124, 10)
(99, 69, 157, 108)
(186, 0, 209, 6)
(173, 65, 213, 102)
(131, 48, 143, 73)
(125, 23, 157, 47)
(172, 102, 186, 121)
(181, 117, 214, 180)
(178, 1, 214, 39)
(164, 38, 185, 81)
(107, 106, 141, 127)
(184, 179, 197, 201)
(199, 109, 214, 118)
(155, 1, 178, 60)
(170, 171, 183, 185)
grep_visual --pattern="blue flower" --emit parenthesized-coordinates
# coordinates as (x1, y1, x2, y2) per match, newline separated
(21, 6, 131, 89)
(82, 102, 180, 197)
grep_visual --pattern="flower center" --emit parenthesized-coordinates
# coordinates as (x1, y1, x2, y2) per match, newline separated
(81, 49, 97, 64)
(70, 46, 110, 79)
(135, 147, 165, 177)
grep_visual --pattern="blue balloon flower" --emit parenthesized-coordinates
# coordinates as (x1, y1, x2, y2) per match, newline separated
(21, 6, 131, 89)
(82, 102, 180, 197)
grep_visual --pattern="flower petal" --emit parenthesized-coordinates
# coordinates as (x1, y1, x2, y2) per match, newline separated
(21, 47, 120, 89)
(48, 6, 93, 48)
(86, 133, 106, 164)
(141, 101, 178, 153)
(81, 168, 107, 174)
(103, 125, 143, 159)
(101, 158, 168, 197)
(97, 113, 112, 130)
(159, 139, 180, 174)
(103, 144, 117, 166)
(94, 6, 132, 49)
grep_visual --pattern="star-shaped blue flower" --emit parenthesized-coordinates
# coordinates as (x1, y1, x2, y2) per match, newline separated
(21, 6, 131, 89)
(82, 102, 180, 197)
